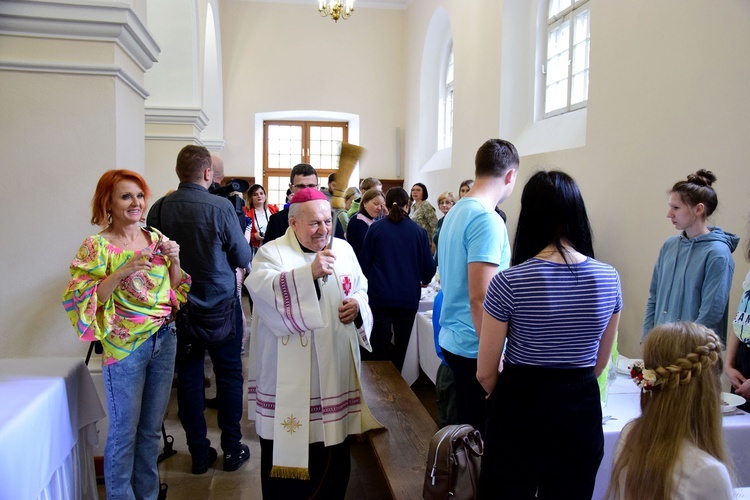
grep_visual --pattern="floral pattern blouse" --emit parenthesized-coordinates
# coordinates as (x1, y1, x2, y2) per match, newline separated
(410, 200, 438, 241)
(62, 228, 191, 366)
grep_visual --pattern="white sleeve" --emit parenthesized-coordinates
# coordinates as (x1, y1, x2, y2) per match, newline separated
(679, 453, 733, 500)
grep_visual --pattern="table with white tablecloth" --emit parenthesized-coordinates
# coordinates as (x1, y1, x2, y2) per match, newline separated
(0, 357, 106, 500)
(594, 373, 750, 499)
(401, 311, 442, 386)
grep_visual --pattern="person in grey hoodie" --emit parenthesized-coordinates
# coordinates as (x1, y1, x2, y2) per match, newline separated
(643, 170, 740, 342)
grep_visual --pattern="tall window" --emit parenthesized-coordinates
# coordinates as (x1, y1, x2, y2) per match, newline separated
(544, 0, 590, 117)
(438, 43, 454, 149)
(263, 120, 348, 205)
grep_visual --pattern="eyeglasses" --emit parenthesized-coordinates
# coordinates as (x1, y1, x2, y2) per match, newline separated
(292, 183, 319, 190)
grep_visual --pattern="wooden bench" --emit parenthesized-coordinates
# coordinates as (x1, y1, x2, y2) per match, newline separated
(360, 361, 438, 500)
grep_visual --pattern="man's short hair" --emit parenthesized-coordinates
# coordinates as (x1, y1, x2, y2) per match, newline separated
(474, 139, 519, 178)
(327, 172, 336, 184)
(289, 163, 318, 183)
(176, 145, 212, 183)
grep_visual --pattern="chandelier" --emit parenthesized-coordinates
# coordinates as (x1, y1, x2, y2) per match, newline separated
(318, 0, 354, 22)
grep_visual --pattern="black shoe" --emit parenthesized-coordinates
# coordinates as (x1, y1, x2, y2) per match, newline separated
(204, 397, 219, 410)
(223, 444, 250, 472)
(191, 447, 218, 475)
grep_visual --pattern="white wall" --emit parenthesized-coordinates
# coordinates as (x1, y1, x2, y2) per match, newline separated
(0, 1, 158, 357)
(403, 0, 750, 358)
(218, 0, 407, 182)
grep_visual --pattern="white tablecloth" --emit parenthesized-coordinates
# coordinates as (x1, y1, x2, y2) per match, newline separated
(401, 311, 441, 386)
(594, 373, 750, 499)
(0, 357, 106, 500)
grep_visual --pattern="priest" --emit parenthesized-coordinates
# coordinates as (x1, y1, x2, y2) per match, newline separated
(246, 188, 381, 498)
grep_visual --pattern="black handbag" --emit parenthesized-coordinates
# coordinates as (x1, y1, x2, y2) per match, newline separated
(176, 296, 236, 347)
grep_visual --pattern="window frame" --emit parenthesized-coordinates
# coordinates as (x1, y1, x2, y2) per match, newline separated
(542, 0, 590, 118)
(438, 41, 454, 150)
(262, 120, 348, 205)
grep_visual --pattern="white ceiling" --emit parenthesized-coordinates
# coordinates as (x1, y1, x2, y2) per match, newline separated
(240, 0, 411, 9)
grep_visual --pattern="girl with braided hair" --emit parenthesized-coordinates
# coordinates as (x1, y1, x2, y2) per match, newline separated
(608, 322, 733, 499)
(643, 170, 739, 343)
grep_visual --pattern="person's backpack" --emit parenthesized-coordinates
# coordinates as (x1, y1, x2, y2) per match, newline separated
(423, 424, 483, 500)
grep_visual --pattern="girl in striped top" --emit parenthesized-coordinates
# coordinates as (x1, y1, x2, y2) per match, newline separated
(477, 170, 622, 499)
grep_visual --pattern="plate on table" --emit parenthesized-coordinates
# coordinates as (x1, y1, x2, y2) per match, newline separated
(722, 392, 746, 413)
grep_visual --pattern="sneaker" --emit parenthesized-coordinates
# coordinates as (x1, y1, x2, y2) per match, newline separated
(191, 447, 217, 475)
(223, 444, 250, 472)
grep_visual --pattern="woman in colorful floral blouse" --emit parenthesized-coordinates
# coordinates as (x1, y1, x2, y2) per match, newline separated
(63, 169, 190, 500)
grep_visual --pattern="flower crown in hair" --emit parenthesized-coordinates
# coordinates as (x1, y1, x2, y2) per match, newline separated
(629, 360, 661, 391)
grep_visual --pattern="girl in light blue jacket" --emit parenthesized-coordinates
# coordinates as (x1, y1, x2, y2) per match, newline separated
(643, 170, 739, 342)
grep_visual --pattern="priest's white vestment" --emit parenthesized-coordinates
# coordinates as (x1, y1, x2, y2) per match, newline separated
(246, 228, 381, 477)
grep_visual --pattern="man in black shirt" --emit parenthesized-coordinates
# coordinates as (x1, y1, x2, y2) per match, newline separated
(147, 145, 252, 475)
(264, 164, 344, 243)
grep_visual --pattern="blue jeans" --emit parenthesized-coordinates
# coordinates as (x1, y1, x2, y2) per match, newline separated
(102, 323, 176, 500)
(176, 297, 244, 458)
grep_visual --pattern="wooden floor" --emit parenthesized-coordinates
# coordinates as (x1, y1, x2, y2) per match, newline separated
(97, 298, 439, 499)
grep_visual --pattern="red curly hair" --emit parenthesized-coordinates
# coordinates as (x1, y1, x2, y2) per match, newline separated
(91, 169, 151, 226)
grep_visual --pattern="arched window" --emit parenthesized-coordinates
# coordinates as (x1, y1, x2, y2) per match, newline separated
(543, 0, 590, 117)
(438, 43, 454, 149)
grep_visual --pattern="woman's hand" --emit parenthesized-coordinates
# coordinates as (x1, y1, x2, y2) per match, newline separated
(255, 232, 263, 241)
(159, 240, 180, 266)
(158, 240, 185, 289)
(96, 249, 153, 302)
(737, 378, 750, 400)
(116, 249, 153, 279)
(726, 366, 749, 394)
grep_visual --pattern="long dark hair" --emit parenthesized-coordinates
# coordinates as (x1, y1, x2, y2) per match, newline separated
(385, 187, 409, 223)
(512, 170, 594, 266)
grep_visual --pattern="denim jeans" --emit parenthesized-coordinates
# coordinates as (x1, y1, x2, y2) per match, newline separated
(176, 297, 244, 458)
(102, 322, 176, 500)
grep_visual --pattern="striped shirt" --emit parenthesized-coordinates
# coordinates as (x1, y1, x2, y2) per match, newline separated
(483, 257, 622, 368)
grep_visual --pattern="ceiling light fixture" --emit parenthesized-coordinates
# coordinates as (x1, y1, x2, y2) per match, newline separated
(318, 0, 354, 23)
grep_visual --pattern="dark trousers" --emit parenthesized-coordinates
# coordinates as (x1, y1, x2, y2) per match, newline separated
(442, 349, 487, 435)
(367, 305, 417, 372)
(176, 297, 244, 458)
(435, 362, 459, 427)
(260, 437, 351, 499)
(478, 365, 603, 500)
(734, 341, 750, 412)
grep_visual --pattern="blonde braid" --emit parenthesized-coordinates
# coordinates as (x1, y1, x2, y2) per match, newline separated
(651, 333, 721, 390)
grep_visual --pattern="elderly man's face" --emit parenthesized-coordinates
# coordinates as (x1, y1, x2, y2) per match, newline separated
(289, 200, 332, 251)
